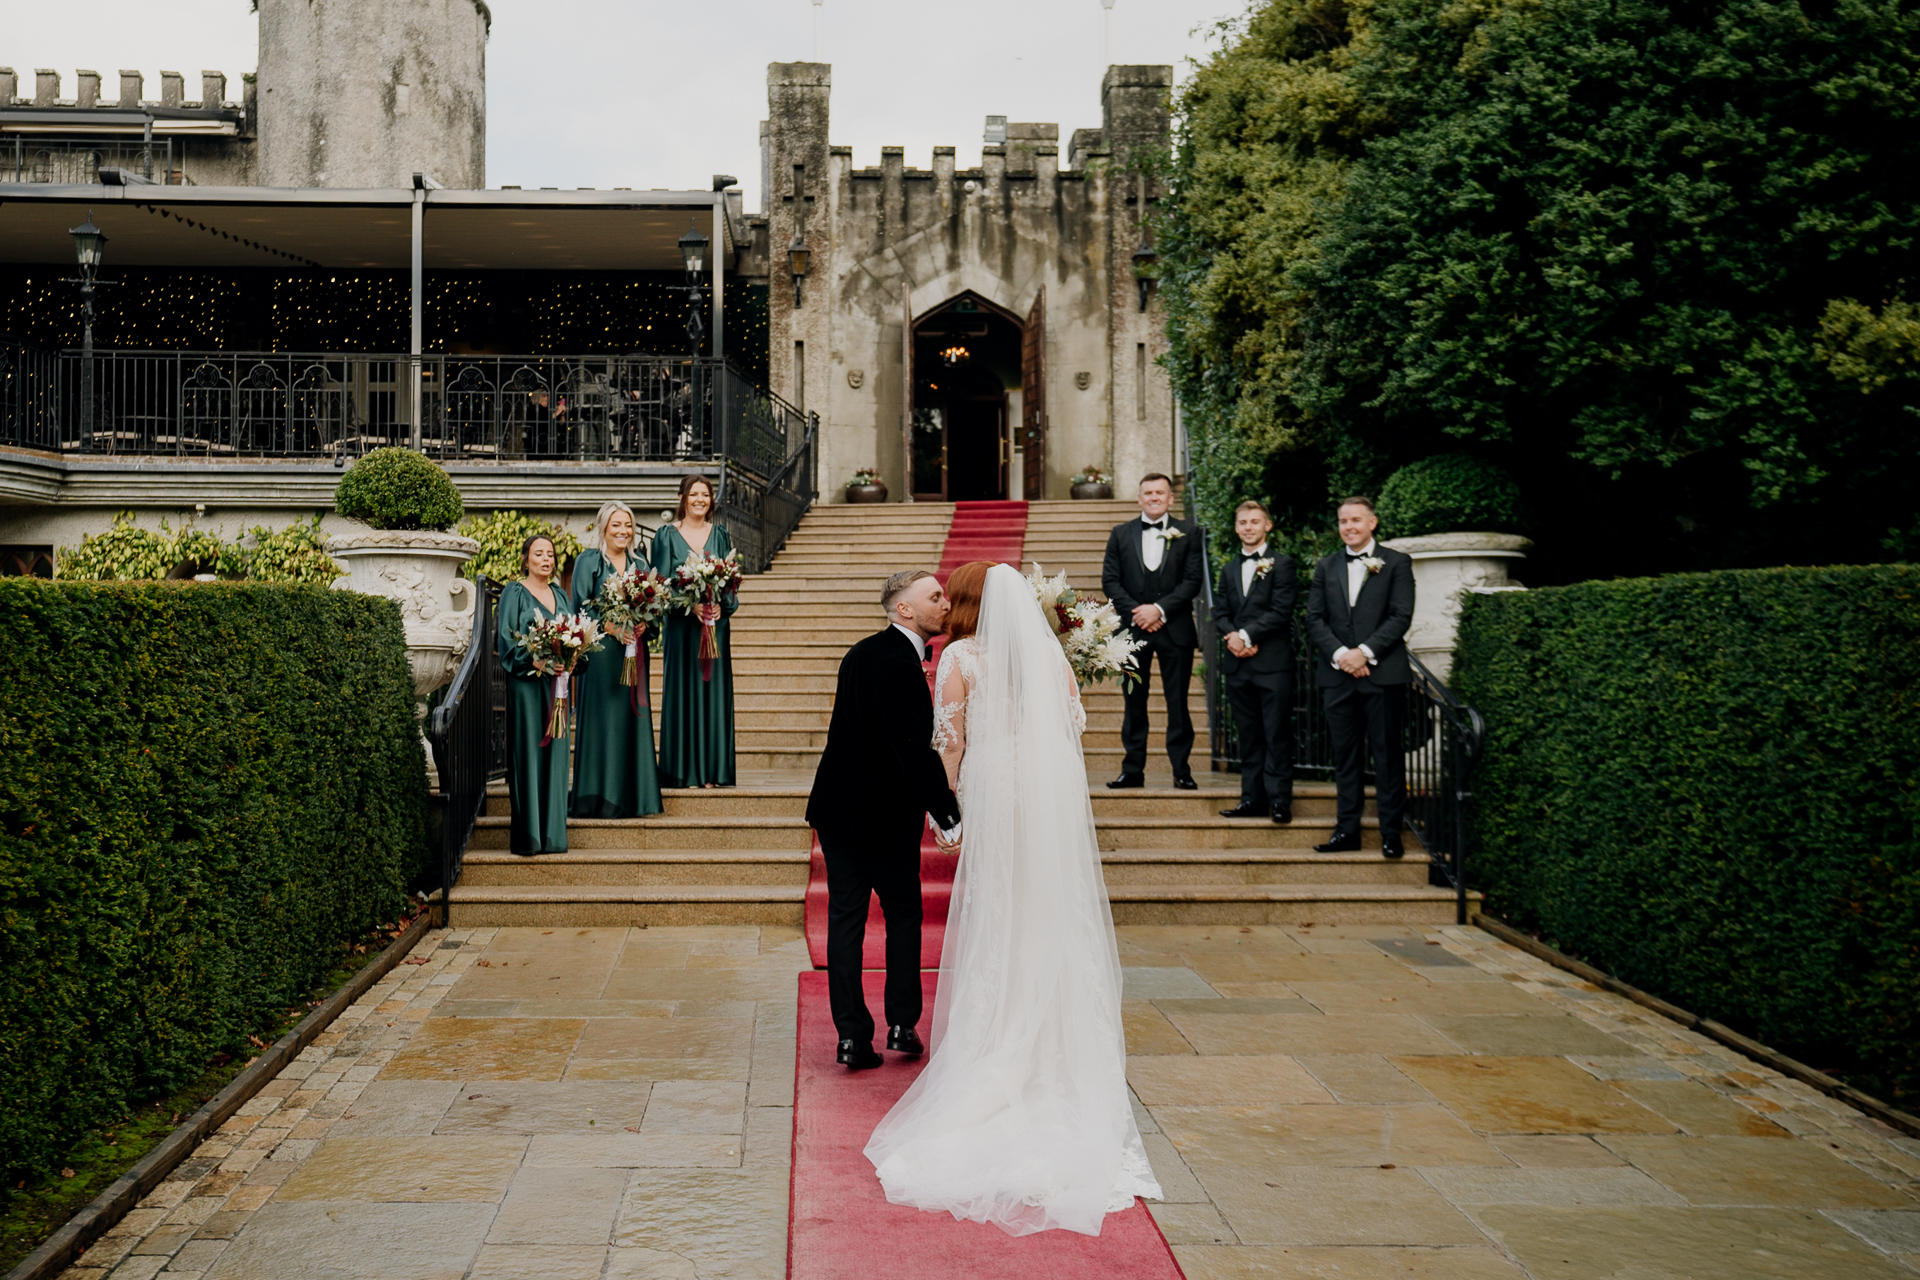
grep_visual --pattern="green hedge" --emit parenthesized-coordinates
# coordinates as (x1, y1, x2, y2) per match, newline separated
(1455, 566, 1920, 1100)
(0, 581, 428, 1175)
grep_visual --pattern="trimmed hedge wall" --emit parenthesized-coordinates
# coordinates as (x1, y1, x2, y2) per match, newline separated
(0, 582, 428, 1175)
(1455, 566, 1920, 1100)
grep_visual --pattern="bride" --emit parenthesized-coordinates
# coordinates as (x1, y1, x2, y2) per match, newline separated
(864, 561, 1161, 1236)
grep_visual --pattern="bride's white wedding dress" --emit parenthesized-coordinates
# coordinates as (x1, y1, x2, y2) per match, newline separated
(864, 563, 1161, 1237)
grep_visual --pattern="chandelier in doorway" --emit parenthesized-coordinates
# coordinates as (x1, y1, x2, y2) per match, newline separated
(939, 344, 971, 366)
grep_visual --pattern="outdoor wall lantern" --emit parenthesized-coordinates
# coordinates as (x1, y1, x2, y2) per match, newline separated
(678, 219, 710, 354)
(66, 211, 114, 438)
(1132, 235, 1158, 312)
(789, 235, 811, 307)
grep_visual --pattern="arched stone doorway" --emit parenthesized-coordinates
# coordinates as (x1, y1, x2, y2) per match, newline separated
(910, 292, 1023, 501)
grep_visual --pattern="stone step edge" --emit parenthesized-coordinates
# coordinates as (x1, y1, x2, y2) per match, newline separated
(443, 884, 1470, 905)
(480, 782, 1364, 799)
(446, 885, 806, 903)
(464, 848, 811, 864)
(1107, 884, 1477, 903)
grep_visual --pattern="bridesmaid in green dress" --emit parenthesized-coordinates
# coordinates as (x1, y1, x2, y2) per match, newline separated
(651, 474, 737, 788)
(570, 500, 665, 818)
(496, 534, 574, 855)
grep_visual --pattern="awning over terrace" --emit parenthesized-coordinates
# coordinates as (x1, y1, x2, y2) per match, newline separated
(0, 184, 733, 272)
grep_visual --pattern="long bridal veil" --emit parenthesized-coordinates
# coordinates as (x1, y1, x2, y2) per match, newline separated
(864, 563, 1159, 1236)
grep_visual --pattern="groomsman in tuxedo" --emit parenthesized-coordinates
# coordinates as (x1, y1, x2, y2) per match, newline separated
(1102, 473, 1206, 790)
(1305, 496, 1416, 858)
(1215, 501, 1297, 824)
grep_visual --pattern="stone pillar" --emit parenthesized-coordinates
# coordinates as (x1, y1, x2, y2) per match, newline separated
(34, 69, 59, 106)
(0, 70, 16, 106)
(201, 71, 228, 108)
(118, 70, 144, 108)
(1378, 532, 1531, 682)
(76, 71, 101, 109)
(257, 0, 489, 189)
(766, 63, 833, 493)
(1102, 66, 1174, 495)
(160, 72, 185, 108)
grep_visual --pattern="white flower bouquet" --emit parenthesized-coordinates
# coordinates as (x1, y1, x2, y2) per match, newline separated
(1026, 562, 1144, 689)
(669, 548, 745, 680)
(598, 566, 672, 709)
(514, 611, 603, 743)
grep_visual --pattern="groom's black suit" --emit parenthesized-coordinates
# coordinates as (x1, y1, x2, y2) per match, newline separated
(1102, 514, 1206, 779)
(1305, 544, 1416, 837)
(806, 625, 961, 1045)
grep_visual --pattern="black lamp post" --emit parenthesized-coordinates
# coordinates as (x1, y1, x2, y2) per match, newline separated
(66, 212, 113, 441)
(678, 219, 710, 356)
(1132, 235, 1157, 313)
(788, 235, 811, 308)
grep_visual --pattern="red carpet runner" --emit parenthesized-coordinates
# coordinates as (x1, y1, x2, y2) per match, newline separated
(804, 499, 1029, 969)
(789, 971, 1186, 1280)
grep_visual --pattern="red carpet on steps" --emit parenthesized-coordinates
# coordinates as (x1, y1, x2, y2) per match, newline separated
(935, 499, 1028, 584)
(789, 971, 1186, 1280)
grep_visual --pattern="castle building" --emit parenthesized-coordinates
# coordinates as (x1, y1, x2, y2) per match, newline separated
(0, 7, 1176, 575)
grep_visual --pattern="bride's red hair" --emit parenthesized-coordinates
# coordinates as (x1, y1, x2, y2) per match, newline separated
(943, 561, 994, 641)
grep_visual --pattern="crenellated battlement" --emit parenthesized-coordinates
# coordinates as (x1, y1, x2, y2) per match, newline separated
(0, 66, 247, 112)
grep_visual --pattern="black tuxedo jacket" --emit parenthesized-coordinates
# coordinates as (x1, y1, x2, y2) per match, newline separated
(1305, 545, 1416, 688)
(1215, 551, 1297, 675)
(1101, 516, 1205, 649)
(806, 627, 961, 844)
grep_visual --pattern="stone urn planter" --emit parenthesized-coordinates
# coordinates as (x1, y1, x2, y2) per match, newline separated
(326, 529, 482, 703)
(846, 482, 889, 504)
(1070, 481, 1114, 500)
(1377, 531, 1530, 682)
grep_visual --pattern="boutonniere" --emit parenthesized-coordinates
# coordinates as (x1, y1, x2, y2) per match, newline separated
(1252, 558, 1276, 580)
(1161, 526, 1187, 542)
(1360, 555, 1385, 575)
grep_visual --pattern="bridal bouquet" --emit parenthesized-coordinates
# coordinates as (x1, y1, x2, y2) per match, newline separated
(1026, 563, 1143, 689)
(669, 548, 744, 681)
(598, 566, 671, 709)
(514, 611, 603, 744)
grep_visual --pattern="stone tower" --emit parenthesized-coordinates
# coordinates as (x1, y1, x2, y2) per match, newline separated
(256, 0, 488, 189)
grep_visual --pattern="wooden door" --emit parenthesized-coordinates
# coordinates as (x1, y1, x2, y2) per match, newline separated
(1021, 288, 1046, 500)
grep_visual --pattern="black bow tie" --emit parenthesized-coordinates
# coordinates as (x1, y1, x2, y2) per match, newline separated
(1242, 551, 1264, 560)
(1345, 550, 1369, 561)
(1145, 519, 1168, 530)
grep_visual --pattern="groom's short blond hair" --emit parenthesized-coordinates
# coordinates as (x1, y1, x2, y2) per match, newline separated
(881, 569, 934, 614)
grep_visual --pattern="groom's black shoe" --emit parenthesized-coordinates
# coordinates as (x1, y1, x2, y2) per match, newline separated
(1219, 800, 1265, 818)
(1271, 803, 1293, 825)
(886, 1026, 924, 1056)
(1106, 774, 1146, 789)
(837, 1039, 883, 1070)
(1172, 774, 1199, 791)
(1313, 829, 1363, 853)
(1380, 832, 1406, 860)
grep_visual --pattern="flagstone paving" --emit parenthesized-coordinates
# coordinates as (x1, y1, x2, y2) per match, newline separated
(60, 922, 1920, 1280)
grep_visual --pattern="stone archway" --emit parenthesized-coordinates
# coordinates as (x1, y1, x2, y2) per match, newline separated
(910, 292, 1024, 501)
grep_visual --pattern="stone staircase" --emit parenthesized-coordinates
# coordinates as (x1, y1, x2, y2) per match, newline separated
(447, 499, 1469, 927)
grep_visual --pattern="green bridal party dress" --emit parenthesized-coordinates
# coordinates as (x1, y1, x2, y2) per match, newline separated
(497, 578, 575, 854)
(651, 521, 737, 787)
(569, 545, 665, 818)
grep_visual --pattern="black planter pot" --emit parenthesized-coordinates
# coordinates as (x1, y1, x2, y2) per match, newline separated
(1070, 482, 1114, 500)
(846, 482, 889, 504)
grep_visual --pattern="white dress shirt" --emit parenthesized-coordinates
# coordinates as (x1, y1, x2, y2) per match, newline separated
(892, 621, 929, 662)
(1234, 543, 1268, 648)
(1140, 514, 1171, 572)
(1332, 540, 1378, 669)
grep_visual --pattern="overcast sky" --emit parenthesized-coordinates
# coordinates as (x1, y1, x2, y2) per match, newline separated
(8, 0, 1243, 208)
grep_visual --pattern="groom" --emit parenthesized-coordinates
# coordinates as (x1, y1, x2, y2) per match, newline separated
(806, 569, 963, 1070)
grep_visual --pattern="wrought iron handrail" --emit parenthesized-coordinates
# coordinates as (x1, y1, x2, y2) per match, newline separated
(427, 575, 500, 926)
(720, 412, 818, 574)
(0, 341, 806, 465)
(1199, 577, 1486, 924)
(3, 135, 177, 185)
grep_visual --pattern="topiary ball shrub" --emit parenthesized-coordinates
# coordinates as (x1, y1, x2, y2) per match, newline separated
(333, 447, 465, 531)
(1376, 454, 1525, 539)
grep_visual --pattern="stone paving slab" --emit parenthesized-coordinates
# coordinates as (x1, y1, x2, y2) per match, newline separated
(58, 920, 1920, 1280)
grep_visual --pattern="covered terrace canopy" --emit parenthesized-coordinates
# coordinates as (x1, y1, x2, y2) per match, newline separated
(0, 182, 735, 356)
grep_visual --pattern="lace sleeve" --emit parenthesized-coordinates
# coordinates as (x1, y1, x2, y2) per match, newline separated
(1063, 652, 1086, 736)
(932, 642, 969, 753)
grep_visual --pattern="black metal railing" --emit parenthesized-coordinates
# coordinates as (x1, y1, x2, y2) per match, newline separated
(1199, 561, 1486, 924)
(0, 342, 808, 466)
(721, 412, 818, 573)
(427, 577, 500, 926)
(3, 136, 177, 185)
(0, 338, 60, 451)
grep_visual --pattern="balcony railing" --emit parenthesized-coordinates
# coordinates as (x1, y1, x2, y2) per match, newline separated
(0, 343, 804, 471)
(2, 136, 178, 185)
